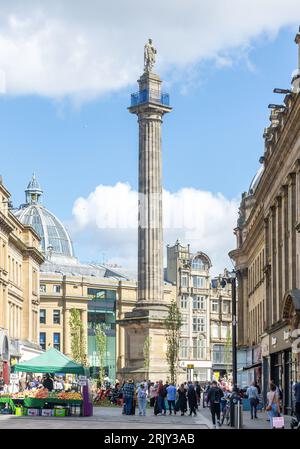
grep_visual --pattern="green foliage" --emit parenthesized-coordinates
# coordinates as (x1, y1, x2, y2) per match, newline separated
(69, 308, 87, 366)
(95, 324, 107, 384)
(164, 299, 182, 384)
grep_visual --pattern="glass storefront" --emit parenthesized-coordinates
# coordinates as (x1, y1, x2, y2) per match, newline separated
(87, 289, 117, 383)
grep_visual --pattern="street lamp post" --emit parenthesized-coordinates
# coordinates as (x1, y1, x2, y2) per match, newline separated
(221, 270, 237, 387)
(231, 274, 237, 387)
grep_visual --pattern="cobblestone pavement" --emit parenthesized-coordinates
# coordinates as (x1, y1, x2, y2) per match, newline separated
(0, 406, 209, 429)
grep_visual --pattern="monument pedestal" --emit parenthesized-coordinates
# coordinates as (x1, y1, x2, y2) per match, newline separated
(118, 308, 170, 382)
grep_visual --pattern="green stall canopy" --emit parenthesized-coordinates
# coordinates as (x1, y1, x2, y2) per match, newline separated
(14, 348, 85, 375)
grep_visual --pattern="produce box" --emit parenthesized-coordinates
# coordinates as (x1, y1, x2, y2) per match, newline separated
(27, 408, 40, 416)
(54, 408, 66, 417)
(15, 407, 25, 416)
(41, 409, 53, 417)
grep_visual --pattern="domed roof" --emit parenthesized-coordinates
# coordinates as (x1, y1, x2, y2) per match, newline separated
(15, 175, 75, 259)
(248, 165, 264, 195)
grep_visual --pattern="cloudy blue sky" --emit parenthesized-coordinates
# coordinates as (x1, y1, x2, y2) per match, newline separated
(1, 1, 300, 274)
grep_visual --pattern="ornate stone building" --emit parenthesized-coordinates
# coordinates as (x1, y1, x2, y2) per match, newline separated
(0, 176, 44, 383)
(230, 28, 300, 413)
(166, 242, 212, 382)
(210, 272, 233, 378)
(166, 241, 233, 382)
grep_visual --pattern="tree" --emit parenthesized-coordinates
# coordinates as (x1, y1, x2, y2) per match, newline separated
(143, 336, 152, 372)
(95, 324, 107, 384)
(69, 308, 87, 366)
(164, 299, 182, 384)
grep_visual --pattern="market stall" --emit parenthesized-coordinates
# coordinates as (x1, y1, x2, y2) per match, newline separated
(0, 348, 90, 417)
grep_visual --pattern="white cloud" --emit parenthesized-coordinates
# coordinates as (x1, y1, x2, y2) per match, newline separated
(0, 0, 299, 99)
(71, 182, 239, 276)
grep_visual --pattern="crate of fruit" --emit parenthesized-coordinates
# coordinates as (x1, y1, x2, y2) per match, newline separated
(27, 408, 40, 416)
(54, 408, 66, 417)
(41, 409, 53, 417)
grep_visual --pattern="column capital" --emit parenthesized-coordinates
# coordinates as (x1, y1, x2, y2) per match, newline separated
(287, 172, 296, 185)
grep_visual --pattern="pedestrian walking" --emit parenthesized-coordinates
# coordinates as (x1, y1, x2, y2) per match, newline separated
(177, 384, 187, 416)
(137, 383, 148, 416)
(157, 380, 167, 416)
(266, 383, 280, 428)
(122, 379, 135, 416)
(247, 382, 259, 419)
(187, 383, 197, 416)
(293, 377, 300, 423)
(195, 381, 202, 407)
(207, 380, 224, 429)
(203, 382, 211, 408)
(166, 383, 177, 415)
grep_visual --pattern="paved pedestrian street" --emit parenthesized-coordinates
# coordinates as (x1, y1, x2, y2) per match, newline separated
(0, 406, 209, 429)
(0, 405, 294, 429)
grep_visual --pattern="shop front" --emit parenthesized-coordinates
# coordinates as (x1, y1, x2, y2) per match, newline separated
(239, 346, 262, 390)
(268, 325, 294, 415)
(0, 329, 10, 384)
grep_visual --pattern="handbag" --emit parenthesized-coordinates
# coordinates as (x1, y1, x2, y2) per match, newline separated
(266, 392, 275, 411)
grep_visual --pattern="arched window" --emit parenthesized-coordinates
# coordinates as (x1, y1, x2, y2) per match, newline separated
(192, 257, 206, 270)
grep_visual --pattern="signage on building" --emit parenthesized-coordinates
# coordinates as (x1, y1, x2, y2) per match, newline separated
(10, 373, 19, 384)
(187, 364, 194, 369)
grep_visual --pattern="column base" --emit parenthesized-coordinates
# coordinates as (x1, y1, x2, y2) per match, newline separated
(117, 309, 170, 382)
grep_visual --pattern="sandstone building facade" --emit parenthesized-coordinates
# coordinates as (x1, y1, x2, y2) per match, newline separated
(230, 29, 300, 414)
(0, 176, 44, 384)
(166, 241, 232, 382)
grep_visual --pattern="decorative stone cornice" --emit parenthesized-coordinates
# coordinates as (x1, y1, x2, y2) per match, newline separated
(0, 214, 14, 235)
(23, 247, 45, 265)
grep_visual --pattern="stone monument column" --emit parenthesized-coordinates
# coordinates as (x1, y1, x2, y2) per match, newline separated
(118, 40, 172, 381)
(130, 70, 171, 310)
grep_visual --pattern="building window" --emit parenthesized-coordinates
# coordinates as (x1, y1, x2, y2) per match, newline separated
(192, 338, 206, 359)
(40, 332, 46, 350)
(221, 324, 231, 339)
(192, 276, 205, 289)
(53, 285, 61, 294)
(213, 344, 225, 364)
(181, 315, 189, 333)
(223, 300, 231, 314)
(192, 258, 206, 271)
(211, 323, 219, 338)
(53, 310, 61, 325)
(40, 284, 46, 293)
(211, 299, 219, 313)
(180, 295, 188, 309)
(179, 338, 189, 359)
(40, 309, 46, 324)
(53, 333, 61, 351)
(193, 295, 206, 310)
(192, 317, 205, 333)
(181, 274, 188, 288)
(87, 288, 117, 300)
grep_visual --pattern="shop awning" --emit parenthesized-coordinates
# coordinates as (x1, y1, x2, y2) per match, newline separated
(13, 348, 85, 375)
(242, 362, 262, 371)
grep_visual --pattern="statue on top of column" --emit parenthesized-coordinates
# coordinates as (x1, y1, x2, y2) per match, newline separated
(144, 39, 157, 73)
